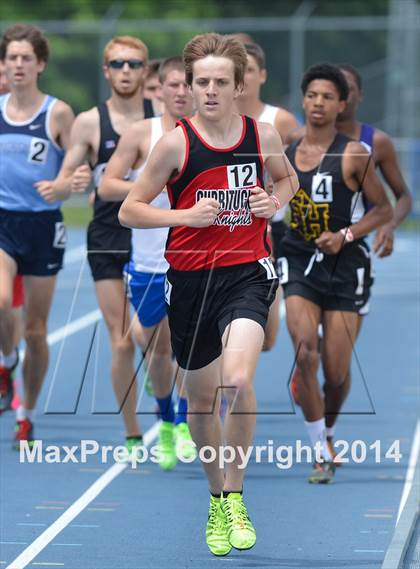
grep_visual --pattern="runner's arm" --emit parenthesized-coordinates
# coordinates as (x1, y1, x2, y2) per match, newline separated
(375, 131, 412, 227)
(274, 108, 300, 141)
(34, 101, 78, 203)
(119, 128, 219, 229)
(51, 100, 75, 151)
(98, 126, 142, 201)
(260, 122, 299, 207)
(51, 112, 95, 199)
(372, 131, 413, 256)
(344, 142, 393, 240)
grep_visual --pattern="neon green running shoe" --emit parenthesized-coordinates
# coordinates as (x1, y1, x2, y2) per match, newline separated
(175, 422, 197, 461)
(206, 495, 232, 556)
(155, 421, 177, 471)
(221, 493, 256, 550)
(125, 436, 144, 463)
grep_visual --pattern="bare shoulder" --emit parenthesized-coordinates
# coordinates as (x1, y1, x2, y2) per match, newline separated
(372, 127, 396, 158)
(343, 141, 372, 178)
(51, 99, 74, 120)
(70, 106, 100, 141)
(74, 106, 99, 129)
(158, 124, 186, 152)
(129, 117, 152, 134)
(275, 107, 298, 127)
(345, 140, 370, 156)
(373, 127, 392, 146)
(146, 124, 186, 174)
(256, 120, 282, 145)
(274, 107, 299, 138)
(121, 118, 151, 143)
(285, 125, 305, 145)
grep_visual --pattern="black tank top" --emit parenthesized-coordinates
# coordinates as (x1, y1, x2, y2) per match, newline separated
(92, 98, 154, 228)
(283, 133, 366, 252)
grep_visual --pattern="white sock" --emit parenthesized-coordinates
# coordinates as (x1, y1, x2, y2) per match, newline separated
(16, 405, 25, 421)
(24, 408, 35, 422)
(16, 406, 35, 422)
(326, 426, 336, 439)
(3, 350, 18, 369)
(305, 418, 332, 461)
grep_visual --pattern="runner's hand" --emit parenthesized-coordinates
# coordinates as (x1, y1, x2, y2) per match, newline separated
(315, 231, 343, 255)
(71, 165, 92, 193)
(34, 180, 57, 204)
(186, 198, 220, 228)
(249, 186, 276, 219)
(373, 223, 394, 258)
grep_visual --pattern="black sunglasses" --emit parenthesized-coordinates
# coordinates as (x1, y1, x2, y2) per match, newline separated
(108, 59, 144, 70)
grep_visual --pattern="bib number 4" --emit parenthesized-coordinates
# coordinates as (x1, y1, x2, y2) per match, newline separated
(311, 173, 333, 203)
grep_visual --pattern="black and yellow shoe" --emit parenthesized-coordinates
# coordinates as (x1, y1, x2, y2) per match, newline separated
(206, 495, 232, 556)
(221, 493, 256, 550)
(308, 460, 336, 484)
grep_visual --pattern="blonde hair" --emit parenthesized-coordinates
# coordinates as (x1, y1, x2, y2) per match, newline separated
(103, 36, 148, 64)
(183, 33, 247, 88)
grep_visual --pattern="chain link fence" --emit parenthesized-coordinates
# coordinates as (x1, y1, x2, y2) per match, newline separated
(1, 2, 419, 216)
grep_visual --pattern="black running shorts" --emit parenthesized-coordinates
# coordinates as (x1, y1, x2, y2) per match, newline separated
(165, 259, 279, 370)
(0, 208, 66, 276)
(87, 221, 131, 281)
(270, 220, 288, 275)
(278, 239, 373, 312)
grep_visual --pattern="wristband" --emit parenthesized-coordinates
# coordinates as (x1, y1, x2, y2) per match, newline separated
(270, 195, 281, 210)
(340, 227, 354, 243)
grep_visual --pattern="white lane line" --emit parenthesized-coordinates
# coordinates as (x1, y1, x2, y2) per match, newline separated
(9, 284, 283, 566)
(18, 310, 102, 363)
(354, 550, 384, 553)
(46, 310, 101, 346)
(6, 421, 160, 569)
(396, 419, 420, 525)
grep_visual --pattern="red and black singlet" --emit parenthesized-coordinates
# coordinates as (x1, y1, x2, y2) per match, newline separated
(166, 115, 271, 271)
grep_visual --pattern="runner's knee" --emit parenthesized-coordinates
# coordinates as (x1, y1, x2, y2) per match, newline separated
(24, 324, 47, 347)
(112, 334, 134, 358)
(0, 294, 13, 312)
(295, 342, 319, 375)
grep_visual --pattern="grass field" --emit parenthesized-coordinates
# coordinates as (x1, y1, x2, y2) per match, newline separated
(62, 206, 93, 226)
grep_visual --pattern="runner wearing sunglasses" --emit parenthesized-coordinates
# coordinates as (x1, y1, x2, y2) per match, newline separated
(54, 36, 156, 456)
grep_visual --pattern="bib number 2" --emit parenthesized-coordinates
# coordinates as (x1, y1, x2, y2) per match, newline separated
(53, 222, 67, 249)
(28, 138, 49, 164)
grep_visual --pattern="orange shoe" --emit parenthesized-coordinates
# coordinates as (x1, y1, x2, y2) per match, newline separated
(290, 368, 300, 406)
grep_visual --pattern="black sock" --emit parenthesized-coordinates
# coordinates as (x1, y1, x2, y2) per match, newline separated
(126, 435, 143, 441)
(210, 491, 221, 499)
(222, 489, 242, 498)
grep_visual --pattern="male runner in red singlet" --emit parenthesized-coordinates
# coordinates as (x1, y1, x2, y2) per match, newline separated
(119, 33, 298, 557)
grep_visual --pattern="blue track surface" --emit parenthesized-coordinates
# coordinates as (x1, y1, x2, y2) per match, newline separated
(1, 229, 419, 569)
